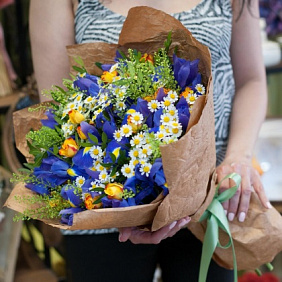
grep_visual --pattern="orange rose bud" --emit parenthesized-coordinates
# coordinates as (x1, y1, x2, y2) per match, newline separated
(68, 109, 85, 124)
(77, 126, 87, 140)
(59, 138, 79, 158)
(104, 183, 123, 200)
(84, 193, 103, 209)
(140, 53, 154, 65)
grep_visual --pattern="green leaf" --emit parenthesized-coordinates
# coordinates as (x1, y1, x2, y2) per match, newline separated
(54, 85, 66, 94)
(88, 133, 99, 144)
(72, 65, 86, 74)
(95, 62, 103, 70)
(73, 56, 85, 67)
(110, 165, 118, 177)
(102, 132, 108, 144)
(92, 194, 105, 204)
(92, 187, 105, 193)
(100, 162, 112, 168)
(79, 142, 94, 147)
(110, 152, 116, 163)
(53, 145, 59, 155)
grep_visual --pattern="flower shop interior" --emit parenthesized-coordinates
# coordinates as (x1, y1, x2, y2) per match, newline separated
(0, 1, 282, 282)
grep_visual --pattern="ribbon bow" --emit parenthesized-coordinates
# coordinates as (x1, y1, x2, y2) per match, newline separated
(198, 172, 241, 282)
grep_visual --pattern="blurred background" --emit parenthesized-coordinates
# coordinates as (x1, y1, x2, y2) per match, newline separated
(0, 1, 281, 281)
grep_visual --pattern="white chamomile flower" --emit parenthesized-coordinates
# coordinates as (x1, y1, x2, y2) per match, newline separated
(74, 94, 84, 103)
(161, 97, 173, 108)
(70, 92, 80, 100)
(160, 113, 173, 125)
(99, 169, 109, 183)
(84, 96, 95, 104)
(139, 162, 152, 177)
(166, 105, 178, 118)
(195, 84, 205, 95)
(110, 63, 119, 73)
(187, 93, 198, 105)
(113, 129, 122, 142)
(130, 112, 144, 125)
(116, 101, 126, 111)
(170, 121, 183, 138)
(167, 90, 178, 102)
(139, 144, 153, 159)
(121, 163, 135, 178)
(130, 135, 144, 148)
(66, 102, 77, 111)
(90, 180, 104, 191)
(148, 100, 161, 112)
(90, 146, 104, 159)
(120, 124, 133, 137)
(62, 122, 75, 137)
(129, 148, 140, 159)
(155, 131, 166, 140)
(76, 176, 85, 187)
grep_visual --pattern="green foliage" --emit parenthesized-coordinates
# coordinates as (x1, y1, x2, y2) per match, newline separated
(13, 191, 70, 222)
(26, 126, 64, 150)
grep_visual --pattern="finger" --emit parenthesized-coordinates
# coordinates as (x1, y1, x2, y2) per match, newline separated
(217, 165, 233, 212)
(233, 164, 252, 222)
(164, 216, 191, 239)
(251, 169, 271, 209)
(227, 164, 242, 221)
(118, 227, 133, 242)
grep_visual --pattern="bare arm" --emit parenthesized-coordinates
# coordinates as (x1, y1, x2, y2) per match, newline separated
(29, 0, 75, 101)
(217, 0, 270, 222)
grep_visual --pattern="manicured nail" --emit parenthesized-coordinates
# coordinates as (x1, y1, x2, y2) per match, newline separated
(238, 212, 246, 222)
(179, 218, 190, 228)
(169, 221, 177, 230)
(224, 210, 227, 216)
(266, 201, 272, 209)
(228, 213, 235, 221)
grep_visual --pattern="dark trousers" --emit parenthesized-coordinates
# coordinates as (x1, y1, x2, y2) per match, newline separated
(64, 228, 233, 282)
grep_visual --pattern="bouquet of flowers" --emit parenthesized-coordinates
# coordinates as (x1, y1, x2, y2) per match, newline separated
(6, 7, 215, 231)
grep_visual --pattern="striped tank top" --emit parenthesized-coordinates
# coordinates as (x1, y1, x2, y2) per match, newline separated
(66, 0, 234, 235)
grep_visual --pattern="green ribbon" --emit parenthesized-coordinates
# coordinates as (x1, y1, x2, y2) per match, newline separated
(198, 172, 241, 282)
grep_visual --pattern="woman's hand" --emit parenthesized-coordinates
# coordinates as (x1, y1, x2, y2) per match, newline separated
(216, 159, 271, 223)
(119, 216, 191, 244)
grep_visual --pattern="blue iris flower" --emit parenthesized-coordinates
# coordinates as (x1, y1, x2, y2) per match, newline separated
(173, 54, 200, 91)
(60, 207, 83, 226)
(41, 109, 58, 129)
(72, 147, 94, 169)
(25, 182, 50, 195)
(176, 96, 190, 132)
(80, 121, 101, 143)
(61, 184, 83, 207)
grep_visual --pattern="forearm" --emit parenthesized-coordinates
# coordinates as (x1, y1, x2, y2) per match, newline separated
(225, 78, 267, 163)
(29, 0, 75, 102)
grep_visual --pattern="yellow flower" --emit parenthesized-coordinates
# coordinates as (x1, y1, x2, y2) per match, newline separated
(104, 183, 123, 200)
(101, 70, 118, 83)
(180, 87, 194, 99)
(59, 138, 79, 157)
(140, 53, 154, 65)
(84, 193, 103, 209)
(77, 126, 87, 140)
(68, 109, 85, 124)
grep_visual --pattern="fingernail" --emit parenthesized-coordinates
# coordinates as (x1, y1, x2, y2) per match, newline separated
(266, 201, 272, 209)
(169, 221, 177, 230)
(119, 233, 126, 242)
(179, 218, 190, 228)
(228, 213, 235, 221)
(224, 210, 227, 216)
(238, 212, 246, 222)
